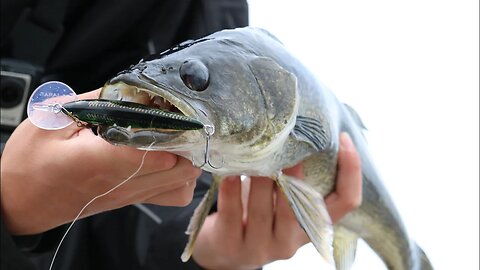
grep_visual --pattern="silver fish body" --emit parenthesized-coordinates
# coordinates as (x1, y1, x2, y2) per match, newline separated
(98, 27, 432, 270)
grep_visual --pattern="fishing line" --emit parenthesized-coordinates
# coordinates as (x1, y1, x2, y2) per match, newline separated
(48, 141, 156, 270)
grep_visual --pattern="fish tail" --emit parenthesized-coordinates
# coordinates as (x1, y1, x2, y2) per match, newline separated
(276, 173, 334, 265)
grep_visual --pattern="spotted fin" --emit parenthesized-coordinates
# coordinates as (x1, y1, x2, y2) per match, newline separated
(276, 173, 334, 265)
(181, 175, 220, 262)
(333, 226, 358, 270)
(291, 116, 329, 151)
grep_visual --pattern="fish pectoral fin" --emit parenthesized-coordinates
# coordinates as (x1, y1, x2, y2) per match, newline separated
(333, 226, 358, 270)
(181, 175, 220, 262)
(292, 115, 329, 151)
(276, 173, 334, 265)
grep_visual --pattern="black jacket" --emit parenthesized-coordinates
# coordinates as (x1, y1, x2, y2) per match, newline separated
(1, 1, 248, 269)
(1, 0, 248, 92)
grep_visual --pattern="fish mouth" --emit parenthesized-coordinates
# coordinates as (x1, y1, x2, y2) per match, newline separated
(100, 81, 197, 119)
(98, 81, 205, 147)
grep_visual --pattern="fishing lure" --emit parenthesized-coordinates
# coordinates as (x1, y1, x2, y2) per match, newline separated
(61, 99, 204, 130)
(28, 81, 203, 131)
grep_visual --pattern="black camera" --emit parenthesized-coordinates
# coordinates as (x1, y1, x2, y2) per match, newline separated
(0, 59, 43, 131)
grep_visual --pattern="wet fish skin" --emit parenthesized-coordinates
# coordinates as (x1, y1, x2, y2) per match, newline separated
(98, 27, 433, 270)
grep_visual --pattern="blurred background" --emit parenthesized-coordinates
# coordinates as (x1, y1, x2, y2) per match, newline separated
(247, 1, 479, 269)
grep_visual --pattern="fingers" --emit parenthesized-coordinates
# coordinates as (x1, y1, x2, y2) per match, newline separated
(191, 133, 363, 269)
(325, 132, 362, 223)
(119, 157, 200, 202)
(244, 177, 275, 248)
(69, 132, 179, 177)
(240, 166, 306, 259)
(90, 178, 197, 210)
(272, 164, 309, 258)
(61, 131, 201, 205)
(98, 138, 178, 174)
(193, 169, 312, 268)
(191, 177, 244, 268)
(77, 88, 101, 99)
(216, 177, 243, 238)
(133, 156, 201, 187)
(143, 180, 197, 206)
(282, 163, 304, 178)
(94, 155, 201, 204)
(272, 189, 309, 259)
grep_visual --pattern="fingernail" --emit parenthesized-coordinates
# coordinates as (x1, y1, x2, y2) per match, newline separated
(225, 176, 237, 181)
(340, 132, 354, 150)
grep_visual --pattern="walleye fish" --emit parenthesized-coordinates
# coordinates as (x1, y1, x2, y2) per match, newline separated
(97, 27, 433, 270)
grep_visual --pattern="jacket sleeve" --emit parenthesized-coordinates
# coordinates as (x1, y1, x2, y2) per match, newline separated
(141, 172, 216, 270)
(0, 216, 38, 270)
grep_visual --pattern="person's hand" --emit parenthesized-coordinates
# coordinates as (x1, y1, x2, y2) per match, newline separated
(191, 132, 362, 270)
(0, 89, 202, 235)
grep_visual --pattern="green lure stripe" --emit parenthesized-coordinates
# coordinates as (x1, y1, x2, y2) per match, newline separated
(61, 99, 204, 130)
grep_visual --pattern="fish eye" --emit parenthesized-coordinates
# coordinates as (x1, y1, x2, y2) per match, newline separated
(179, 60, 209, 91)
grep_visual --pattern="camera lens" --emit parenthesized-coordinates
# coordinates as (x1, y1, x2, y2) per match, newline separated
(0, 77, 26, 109)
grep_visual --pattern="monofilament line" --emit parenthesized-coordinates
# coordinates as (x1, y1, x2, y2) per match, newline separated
(48, 143, 154, 270)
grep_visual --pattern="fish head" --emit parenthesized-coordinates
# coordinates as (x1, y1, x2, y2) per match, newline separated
(99, 29, 299, 161)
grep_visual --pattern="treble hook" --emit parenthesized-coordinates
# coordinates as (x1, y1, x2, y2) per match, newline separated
(192, 124, 224, 169)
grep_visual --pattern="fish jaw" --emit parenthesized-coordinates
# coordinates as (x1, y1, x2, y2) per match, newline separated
(98, 80, 210, 152)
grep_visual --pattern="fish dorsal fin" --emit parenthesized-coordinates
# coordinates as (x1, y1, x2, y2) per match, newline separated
(343, 103, 367, 131)
(292, 116, 329, 151)
(248, 57, 299, 135)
